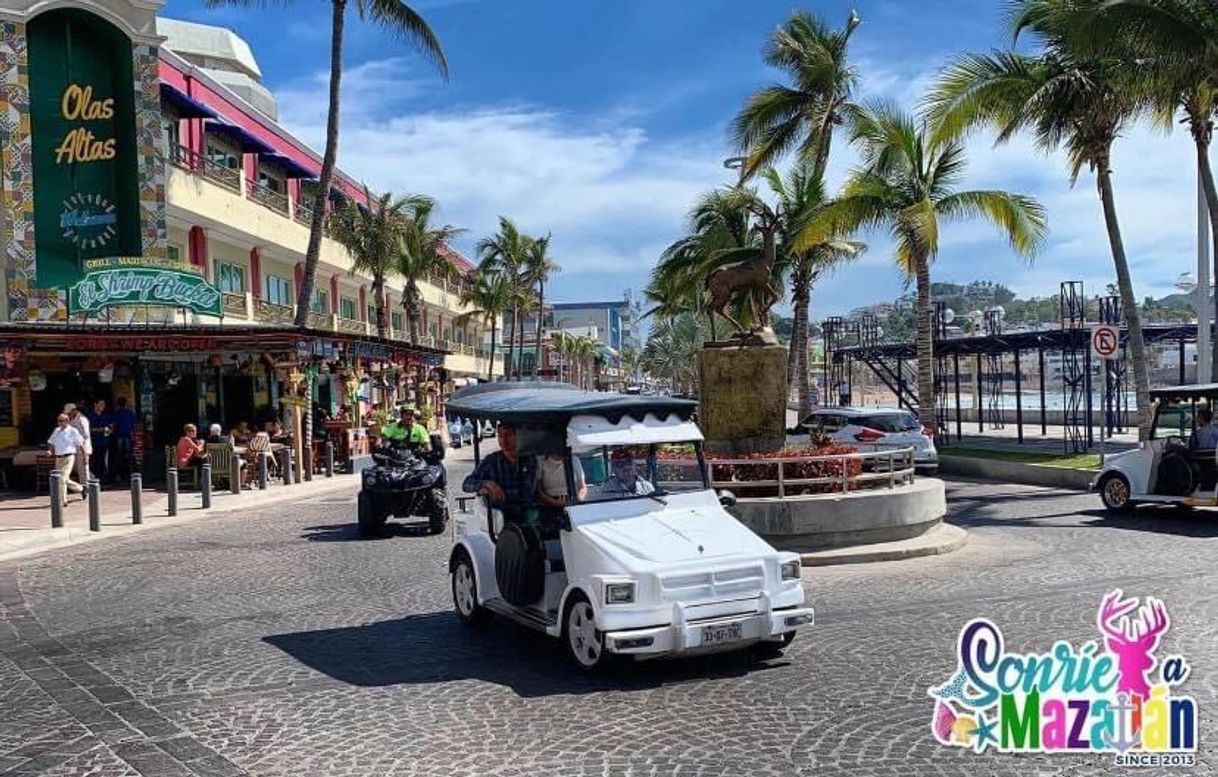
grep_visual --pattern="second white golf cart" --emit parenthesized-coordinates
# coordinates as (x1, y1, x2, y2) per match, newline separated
(446, 382, 814, 671)
(1093, 383, 1218, 512)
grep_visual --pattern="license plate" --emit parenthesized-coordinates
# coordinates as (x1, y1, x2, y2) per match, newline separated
(701, 621, 743, 647)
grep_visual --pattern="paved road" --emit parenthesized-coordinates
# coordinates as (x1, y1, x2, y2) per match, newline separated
(1, 453, 1216, 775)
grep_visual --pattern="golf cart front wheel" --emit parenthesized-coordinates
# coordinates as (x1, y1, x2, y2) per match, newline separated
(1099, 474, 1134, 513)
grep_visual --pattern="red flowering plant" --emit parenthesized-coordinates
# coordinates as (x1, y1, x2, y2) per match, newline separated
(652, 443, 864, 498)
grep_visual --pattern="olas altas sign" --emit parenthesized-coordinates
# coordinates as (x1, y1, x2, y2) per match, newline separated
(69, 259, 222, 316)
(28, 9, 143, 288)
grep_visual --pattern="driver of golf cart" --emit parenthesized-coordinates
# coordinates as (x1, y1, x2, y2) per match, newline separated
(1190, 407, 1218, 450)
(602, 448, 656, 496)
(461, 423, 536, 522)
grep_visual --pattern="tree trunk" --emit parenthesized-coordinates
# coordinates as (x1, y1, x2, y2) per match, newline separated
(914, 253, 936, 432)
(1193, 125, 1218, 375)
(505, 304, 517, 381)
(534, 280, 544, 380)
(1097, 154, 1151, 440)
(372, 276, 387, 338)
(404, 280, 421, 345)
(487, 322, 497, 381)
(295, 0, 346, 327)
(791, 270, 812, 417)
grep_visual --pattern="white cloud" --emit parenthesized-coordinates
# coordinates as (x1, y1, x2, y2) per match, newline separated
(273, 53, 1207, 321)
(275, 60, 731, 301)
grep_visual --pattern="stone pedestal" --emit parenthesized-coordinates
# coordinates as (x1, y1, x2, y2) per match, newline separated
(697, 343, 787, 453)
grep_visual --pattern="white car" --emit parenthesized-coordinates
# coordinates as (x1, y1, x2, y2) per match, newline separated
(1093, 384, 1218, 512)
(801, 406, 938, 472)
(446, 382, 814, 671)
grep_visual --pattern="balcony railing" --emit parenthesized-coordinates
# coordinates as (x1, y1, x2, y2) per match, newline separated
(170, 145, 242, 193)
(221, 292, 246, 317)
(249, 180, 290, 216)
(255, 299, 294, 325)
(306, 310, 330, 329)
(338, 317, 366, 334)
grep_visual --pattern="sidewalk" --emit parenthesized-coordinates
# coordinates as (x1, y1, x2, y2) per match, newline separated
(0, 472, 359, 563)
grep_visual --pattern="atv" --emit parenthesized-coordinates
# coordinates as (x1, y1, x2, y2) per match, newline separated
(357, 434, 449, 537)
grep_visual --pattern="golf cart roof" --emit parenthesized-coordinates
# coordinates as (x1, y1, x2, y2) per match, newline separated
(1150, 384, 1218, 401)
(446, 381, 698, 427)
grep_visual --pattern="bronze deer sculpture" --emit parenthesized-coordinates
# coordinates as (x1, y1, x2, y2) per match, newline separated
(704, 208, 780, 335)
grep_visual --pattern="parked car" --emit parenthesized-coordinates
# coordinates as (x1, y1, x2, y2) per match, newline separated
(800, 406, 938, 473)
(1093, 383, 1218, 512)
(446, 382, 813, 671)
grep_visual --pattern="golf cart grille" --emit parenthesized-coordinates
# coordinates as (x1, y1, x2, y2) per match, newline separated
(658, 565, 765, 603)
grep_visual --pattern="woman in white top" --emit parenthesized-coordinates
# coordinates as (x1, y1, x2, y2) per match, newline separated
(536, 453, 587, 507)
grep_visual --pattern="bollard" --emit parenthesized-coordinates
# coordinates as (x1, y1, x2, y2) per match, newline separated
(167, 468, 178, 516)
(281, 449, 294, 486)
(87, 479, 101, 531)
(49, 472, 63, 528)
(201, 463, 212, 509)
(258, 454, 269, 490)
(325, 441, 334, 478)
(130, 473, 143, 525)
(232, 459, 242, 495)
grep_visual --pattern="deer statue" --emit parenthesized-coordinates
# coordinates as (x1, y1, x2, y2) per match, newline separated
(1097, 589, 1169, 700)
(704, 209, 780, 336)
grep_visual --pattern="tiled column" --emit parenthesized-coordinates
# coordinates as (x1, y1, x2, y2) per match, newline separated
(0, 21, 36, 321)
(132, 43, 167, 260)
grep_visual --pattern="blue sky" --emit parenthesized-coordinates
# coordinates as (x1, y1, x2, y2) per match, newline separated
(163, 0, 1203, 317)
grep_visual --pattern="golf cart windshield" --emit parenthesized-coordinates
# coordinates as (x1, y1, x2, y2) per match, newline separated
(576, 442, 708, 504)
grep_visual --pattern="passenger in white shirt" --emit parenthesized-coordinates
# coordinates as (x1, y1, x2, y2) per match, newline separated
(537, 453, 587, 507)
(64, 403, 91, 496)
(47, 414, 85, 507)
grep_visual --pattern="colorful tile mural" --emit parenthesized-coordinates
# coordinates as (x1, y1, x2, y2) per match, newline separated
(0, 27, 168, 322)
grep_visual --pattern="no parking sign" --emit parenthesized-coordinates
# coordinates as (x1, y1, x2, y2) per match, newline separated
(1090, 324, 1119, 360)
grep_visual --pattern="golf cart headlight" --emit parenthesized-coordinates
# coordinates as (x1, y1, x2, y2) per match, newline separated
(780, 559, 801, 581)
(605, 582, 636, 604)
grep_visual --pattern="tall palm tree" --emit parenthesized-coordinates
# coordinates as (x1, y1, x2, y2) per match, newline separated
(1084, 0, 1218, 369)
(457, 270, 511, 381)
(523, 234, 559, 379)
(926, 0, 1150, 434)
(642, 314, 710, 396)
(476, 217, 530, 379)
(618, 345, 642, 385)
(823, 103, 1047, 433)
(571, 336, 601, 390)
(731, 8, 862, 180)
(762, 161, 865, 416)
(207, 0, 448, 328)
(397, 196, 465, 345)
(327, 186, 417, 338)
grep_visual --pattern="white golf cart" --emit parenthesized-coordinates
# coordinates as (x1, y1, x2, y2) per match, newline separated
(1093, 384, 1218, 512)
(445, 382, 814, 671)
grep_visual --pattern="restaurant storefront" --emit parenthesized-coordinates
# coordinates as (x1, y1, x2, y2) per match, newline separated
(0, 0, 449, 484)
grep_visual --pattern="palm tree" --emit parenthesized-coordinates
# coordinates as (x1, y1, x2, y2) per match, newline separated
(457, 270, 511, 381)
(206, 0, 448, 329)
(571, 336, 601, 390)
(823, 103, 1047, 433)
(327, 186, 416, 338)
(523, 234, 559, 380)
(925, 0, 1150, 434)
(642, 314, 710, 395)
(618, 345, 642, 385)
(476, 217, 530, 379)
(762, 161, 865, 416)
(731, 8, 862, 180)
(397, 196, 465, 345)
(1083, 0, 1218, 370)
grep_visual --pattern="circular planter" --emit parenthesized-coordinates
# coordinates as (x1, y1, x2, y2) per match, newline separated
(727, 478, 948, 552)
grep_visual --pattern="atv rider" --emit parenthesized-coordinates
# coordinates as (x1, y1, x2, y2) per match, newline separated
(380, 406, 446, 490)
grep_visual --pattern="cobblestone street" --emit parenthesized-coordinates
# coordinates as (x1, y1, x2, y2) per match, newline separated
(1, 457, 1215, 775)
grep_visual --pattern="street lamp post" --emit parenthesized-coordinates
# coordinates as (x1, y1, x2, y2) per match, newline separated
(1176, 269, 1211, 384)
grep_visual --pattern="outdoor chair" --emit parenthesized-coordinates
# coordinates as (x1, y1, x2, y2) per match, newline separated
(206, 443, 243, 490)
(165, 445, 200, 491)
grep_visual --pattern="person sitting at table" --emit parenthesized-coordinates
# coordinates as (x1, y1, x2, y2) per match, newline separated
(269, 420, 291, 444)
(206, 423, 231, 445)
(230, 422, 251, 445)
(176, 424, 209, 472)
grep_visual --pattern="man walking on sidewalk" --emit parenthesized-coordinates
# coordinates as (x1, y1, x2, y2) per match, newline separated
(64, 403, 91, 497)
(47, 413, 85, 507)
